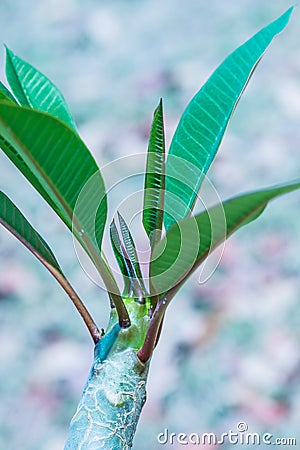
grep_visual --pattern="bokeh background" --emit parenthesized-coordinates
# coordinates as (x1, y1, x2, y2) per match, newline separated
(1, 0, 300, 448)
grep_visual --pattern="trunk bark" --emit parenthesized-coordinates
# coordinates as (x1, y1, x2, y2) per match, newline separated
(64, 307, 150, 449)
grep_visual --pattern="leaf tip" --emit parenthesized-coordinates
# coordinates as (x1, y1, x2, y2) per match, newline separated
(275, 6, 294, 31)
(153, 98, 163, 119)
(109, 216, 115, 228)
(109, 217, 117, 237)
(4, 44, 13, 57)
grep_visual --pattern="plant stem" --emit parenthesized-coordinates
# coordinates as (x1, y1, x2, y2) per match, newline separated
(45, 263, 102, 343)
(0, 207, 102, 342)
(79, 231, 131, 328)
(136, 296, 168, 362)
(65, 311, 150, 449)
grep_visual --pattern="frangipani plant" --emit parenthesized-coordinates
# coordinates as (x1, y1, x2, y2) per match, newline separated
(0, 7, 298, 449)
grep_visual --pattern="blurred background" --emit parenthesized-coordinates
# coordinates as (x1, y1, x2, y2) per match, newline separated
(1, 0, 300, 448)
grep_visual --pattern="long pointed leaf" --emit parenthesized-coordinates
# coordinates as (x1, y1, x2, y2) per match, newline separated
(152, 180, 300, 295)
(0, 102, 126, 317)
(0, 102, 106, 262)
(110, 219, 132, 296)
(117, 212, 144, 282)
(0, 191, 102, 342)
(5, 47, 77, 130)
(117, 212, 148, 297)
(110, 219, 145, 299)
(0, 133, 59, 211)
(163, 7, 293, 230)
(143, 99, 165, 247)
(0, 191, 62, 273)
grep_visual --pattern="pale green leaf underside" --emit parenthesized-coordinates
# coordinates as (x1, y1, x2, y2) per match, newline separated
(5, 47, 77, 130)
(0, 191, 62, 273)
(152, 180, 300, 294)
(143, 99, 165, 246)
(164, 7, 293, 231)
(0, 102, 107, 260)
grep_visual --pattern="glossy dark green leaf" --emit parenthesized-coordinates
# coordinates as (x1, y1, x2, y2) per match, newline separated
(5, 47, 76, 130)
(152, 180, 300, 295)
(0, 191, 62, 273)
(143, 99, 165, 247)
(164, 7, 293, 230)
(0, 102, 107, 262)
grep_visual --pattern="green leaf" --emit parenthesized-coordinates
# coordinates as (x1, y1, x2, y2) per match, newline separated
(151, 180, 300, 295)
(110, 216, 147, 298)
(5, 46, 77, 130)
(0, 191, 62, 273)
(110, 218, 132, 296)
(117, 212, 144, 281)
(0, 132, 60, 215)
(143, 99, 165, 247)
(0, 82, 16, 103)
(0, 191, 103, 342)
(0, 102, 107, 263)
(164, 7, 293, 230)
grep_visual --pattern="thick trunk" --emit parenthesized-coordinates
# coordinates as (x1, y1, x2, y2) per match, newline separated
(64, 305, 150, 449)
(65, 346, 149, 449)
